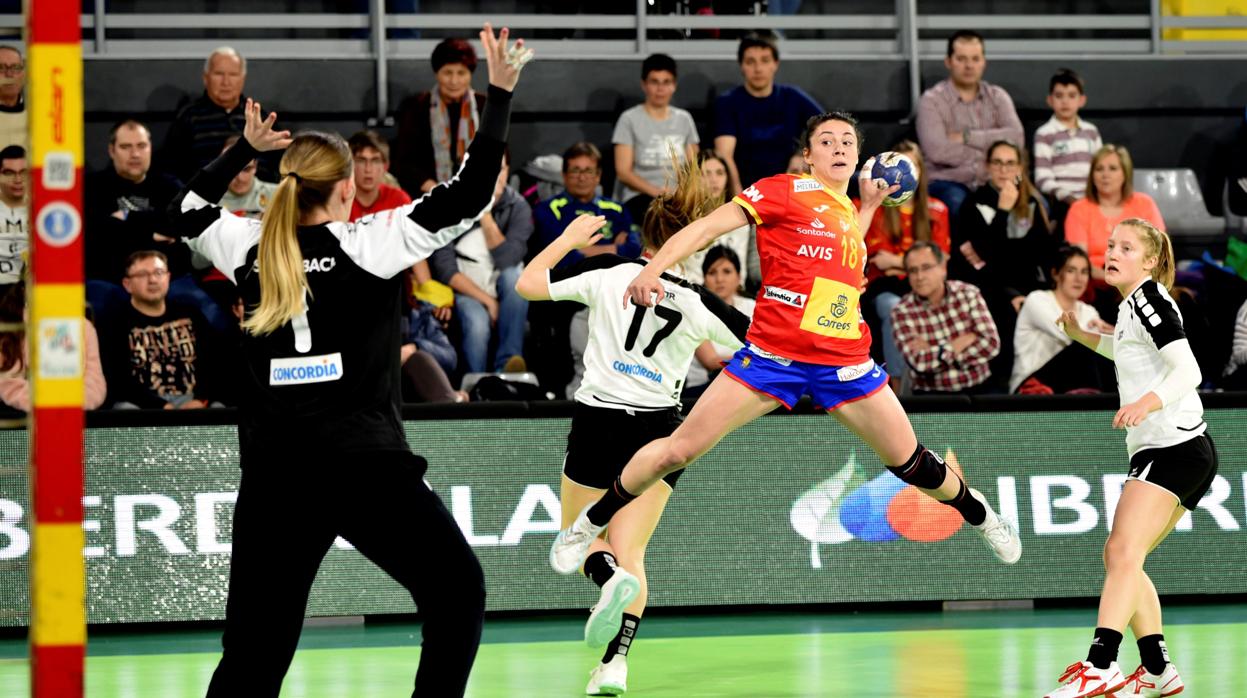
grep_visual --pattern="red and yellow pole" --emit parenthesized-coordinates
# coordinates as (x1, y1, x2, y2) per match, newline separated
(26, 0, 86, 696)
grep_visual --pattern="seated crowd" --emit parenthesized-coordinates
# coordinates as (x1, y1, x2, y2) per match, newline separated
(0, 29, 1244, 412)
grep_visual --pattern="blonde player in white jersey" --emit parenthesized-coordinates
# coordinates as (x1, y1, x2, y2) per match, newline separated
(1048, 218, 1214, 698)
(516, 160, 749, 696)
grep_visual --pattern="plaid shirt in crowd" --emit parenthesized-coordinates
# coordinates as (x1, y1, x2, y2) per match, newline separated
(916, 78, 1025, 187)
(890, 280, 1001, 393)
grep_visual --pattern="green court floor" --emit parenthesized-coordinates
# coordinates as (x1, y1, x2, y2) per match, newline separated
(1, 605, 1243, 697)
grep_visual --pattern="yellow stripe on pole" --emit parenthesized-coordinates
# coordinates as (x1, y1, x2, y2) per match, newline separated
(28, 43, 84, 170)
(30, 284, 85, 408)
(31, 522, 85, 646)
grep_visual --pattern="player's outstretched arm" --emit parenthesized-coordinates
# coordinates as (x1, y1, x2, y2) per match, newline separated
(515, 215, 607, 301)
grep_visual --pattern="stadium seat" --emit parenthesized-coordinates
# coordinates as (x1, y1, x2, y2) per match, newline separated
(1134, 168, 1227, 258)
(1226, 180, 1247, 235)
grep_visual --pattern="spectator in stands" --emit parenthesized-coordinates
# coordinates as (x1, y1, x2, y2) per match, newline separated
(86, 120, 228, 332)
(952, 141, 1055, 309)
(916, 30, 1024, 219)
(1010, 246, 1114, 394)
(530, 142, 640, 395)
(0, 46, 25, 151)
(217, 135, 277, 218)
(786, 150, 809, 175)
(348, 130, 413, 219)
(430, 150, 531, 373)
(1223, 298, 1247, 390)
(612, 53, 700, 226)
(393, 38, 487, 196)
(892, 242, 1000, 394)
(1064, 144, 1165, 285)
(684, 246, 755, 392)
(99, 251, 221, 409)
(859, 140, 950, 391)
(533, 142, 640, 265)
(162, 47, 254, 182)
(683, 150, 755, 287)
(951, 141, 1055, 387)
(712, 32, 823, 194)
(1032, 68, 1102, 209)
(0, 281, 106, 411)
(401, 291, 469, 404)
(0, 145, 27, 293)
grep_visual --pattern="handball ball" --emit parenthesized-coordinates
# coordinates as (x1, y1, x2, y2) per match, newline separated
(871, 152, 918, 207)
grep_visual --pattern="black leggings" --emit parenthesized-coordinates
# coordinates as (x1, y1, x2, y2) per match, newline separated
(206, 449, 485, 698)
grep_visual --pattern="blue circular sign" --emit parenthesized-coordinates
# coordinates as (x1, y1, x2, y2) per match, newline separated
(36, 203, 82, 248)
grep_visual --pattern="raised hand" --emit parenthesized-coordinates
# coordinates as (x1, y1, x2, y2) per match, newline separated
(559, 214, 607, 249)
(479, 22, 532, 92)
(857, 156, 900, 210)
(623, 271, 666, 309)
(243, 98, 293, 153)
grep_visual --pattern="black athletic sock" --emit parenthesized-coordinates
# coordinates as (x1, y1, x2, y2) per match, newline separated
(582, 551, 619, 588)
(601, 613, 641, 665)
(1137, 634, 1169, 675)
(1087, 628, 1123, 670)
(940, 477, 987, 526)
(586, 477, 638, 527)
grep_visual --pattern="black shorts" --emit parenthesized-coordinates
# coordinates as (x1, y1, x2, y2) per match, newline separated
(1128, 432, 1219, 511)
(563, 401, 685, 490)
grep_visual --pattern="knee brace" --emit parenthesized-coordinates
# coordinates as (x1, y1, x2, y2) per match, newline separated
(886, 444, 948, 489)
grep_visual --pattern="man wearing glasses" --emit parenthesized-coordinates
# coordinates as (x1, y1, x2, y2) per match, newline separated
(0, 145, 26, 293)
(531, 142, 641, 396)
(99, 250, 224, 410)
(890, 241, 1001, 394)
(0, 46, 25, 152)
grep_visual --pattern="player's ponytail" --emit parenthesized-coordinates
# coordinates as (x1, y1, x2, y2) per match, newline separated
(1120, 217, 1175, 291)
(642, 152, 720, 254)
(244, 132, 352, 336)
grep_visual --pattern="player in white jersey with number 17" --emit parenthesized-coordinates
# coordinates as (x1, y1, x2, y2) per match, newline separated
(1049, 218, 1215, 698)
(516, 159, 750, 696)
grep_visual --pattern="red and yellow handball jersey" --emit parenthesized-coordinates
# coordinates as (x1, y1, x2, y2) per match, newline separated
(731, 173, 871, 366)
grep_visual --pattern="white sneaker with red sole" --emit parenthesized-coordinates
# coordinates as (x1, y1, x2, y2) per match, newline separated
(1116, 663, 1185, 697)
(1043, 660, 1127, 698)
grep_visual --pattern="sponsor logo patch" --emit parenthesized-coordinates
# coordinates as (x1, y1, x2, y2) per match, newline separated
(763, 285, 808, 309)
(270, 352, 344, 386)
(793, 179, 822, 193)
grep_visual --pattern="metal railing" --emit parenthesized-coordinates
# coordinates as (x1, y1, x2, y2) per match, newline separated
(0, 1, 1243, 121)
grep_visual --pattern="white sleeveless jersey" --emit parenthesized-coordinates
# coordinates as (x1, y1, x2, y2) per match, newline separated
(1113, 279, 1205, 456)
(548, 256, 750, 410)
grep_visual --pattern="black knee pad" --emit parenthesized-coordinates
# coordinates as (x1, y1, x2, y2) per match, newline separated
(886, 444, 948, 489)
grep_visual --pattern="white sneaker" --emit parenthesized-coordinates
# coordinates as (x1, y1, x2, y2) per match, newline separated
(1117, 663, 1185, 697)
(550, 505, 607, 575)
(585, 655, 627, 696)
(585, 570, 640, 647)
(969, 488, 1022, 564)
(1044, 660, 1127, 698)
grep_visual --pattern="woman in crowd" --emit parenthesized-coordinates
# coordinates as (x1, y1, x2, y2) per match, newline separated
(683, 150, 756, 288)
(392, 37, 489, 195)
(0, 281, 106, 411)
(685, 245, 757, 392)
(1010, 245, 1113, 394)
(1064, 144, 1165, 321)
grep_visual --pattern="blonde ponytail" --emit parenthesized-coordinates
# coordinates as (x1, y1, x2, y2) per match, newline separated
(242, 131, 352, 336)
(642, 153, 720, 253)
(1118, 217, 1175, 291)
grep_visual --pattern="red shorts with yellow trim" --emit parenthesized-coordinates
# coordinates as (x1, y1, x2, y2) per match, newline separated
(722, 344, 887, 410)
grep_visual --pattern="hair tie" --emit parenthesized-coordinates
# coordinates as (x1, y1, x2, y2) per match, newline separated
(285, 171, 302, 184)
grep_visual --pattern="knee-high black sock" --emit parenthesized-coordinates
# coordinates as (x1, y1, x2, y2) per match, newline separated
(582, 551, 619, 588)
(1087, 628, 1123, 669)
(1137, 634, 1169, 675)
(601, 613, 641, 664)
(940, 477, 987, 526)
(586, 477, 638, 527)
